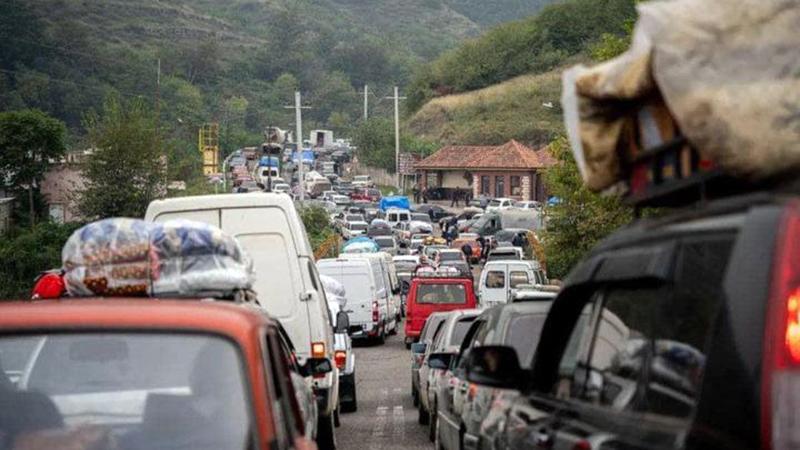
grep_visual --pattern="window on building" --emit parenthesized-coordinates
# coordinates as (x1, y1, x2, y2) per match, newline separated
(481, 176, 490, 195)
(426, 171, 439, 188)
(495, 176, 505, 197)
(511, 176, 521, 196)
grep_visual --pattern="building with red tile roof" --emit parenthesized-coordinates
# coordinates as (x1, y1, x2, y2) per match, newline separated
(414, 140, 555, 202)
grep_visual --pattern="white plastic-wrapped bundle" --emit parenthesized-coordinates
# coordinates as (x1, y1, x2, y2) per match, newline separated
(150, 219, 253, 296)
(320, 274, 347, 308)
(62, 218, 253, 298)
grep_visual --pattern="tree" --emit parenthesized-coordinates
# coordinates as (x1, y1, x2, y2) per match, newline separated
(79, 95, 166, 219)
(542, 137, 632, 279)
(0, 109, 67, 226)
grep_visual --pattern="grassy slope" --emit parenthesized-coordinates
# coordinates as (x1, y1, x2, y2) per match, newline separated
(406, 65, 573, 147)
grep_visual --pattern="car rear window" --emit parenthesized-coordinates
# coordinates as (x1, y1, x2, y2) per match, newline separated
(5, 333, 250, 448)
(374, 237, 394, 247)
(450, 317, 477, 346)
(415, 283, 467, 304)
(505, 314, 547, 368)
(351, 223, 367, 231)
(439, 252, 462, 261)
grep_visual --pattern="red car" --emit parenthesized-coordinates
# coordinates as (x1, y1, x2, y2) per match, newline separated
(0, 300, 322, 450)
(350, 187, 382, 202)
(403, 272, 477, 346)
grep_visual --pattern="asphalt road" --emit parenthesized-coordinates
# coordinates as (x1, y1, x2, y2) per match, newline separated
(337, 324, 433, 450)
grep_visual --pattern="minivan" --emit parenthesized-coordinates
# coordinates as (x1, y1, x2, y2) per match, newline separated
(317, 257, 391, 343)
(338, 252, 401, 332)
(386, 207, 411, 228)
(478, 260, 547, 307)
(404, 273, 478, 347)
(145, 193, 339, 447)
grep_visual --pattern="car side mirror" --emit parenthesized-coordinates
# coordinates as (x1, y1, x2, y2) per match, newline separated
(411, 342, 427, 354)
(427, 352, 454, 370)
(335, 311, 350, 333)
(376, 288, 387, 298)
(466, 346, 524, 389)
(299, 358, 333, 377)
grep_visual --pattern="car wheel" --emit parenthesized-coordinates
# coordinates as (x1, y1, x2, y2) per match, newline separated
(412, 388, 419, 407)
(418, 403, 429, 425)
(316, 412, 336, 450)
(334, 405, 341, 427)
(406, 342, 412, 350)
(376, 327, 386, 345)
(428, 402, 437, 442)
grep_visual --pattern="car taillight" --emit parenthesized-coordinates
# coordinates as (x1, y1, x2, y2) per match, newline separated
(762, 203, 800, 450)
(372, 301, 379, 322)
(334, 350, 347, 370)
(311, 342, 326, 358)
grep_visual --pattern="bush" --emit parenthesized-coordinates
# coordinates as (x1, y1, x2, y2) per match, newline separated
(0, 222, 82, 300)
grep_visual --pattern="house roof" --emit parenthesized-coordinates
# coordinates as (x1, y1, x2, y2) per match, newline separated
(414, 140, 555, 171)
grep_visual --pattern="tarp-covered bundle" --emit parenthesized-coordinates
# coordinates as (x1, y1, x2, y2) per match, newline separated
(341, 237, 380, 254)
(63, 218, 253, 298)
(562, 0, 800, 192)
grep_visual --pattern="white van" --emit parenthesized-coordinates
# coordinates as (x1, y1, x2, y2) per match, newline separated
(339, 252, 401, 327)
(386, 207, 411, 228)
(144, 193, 340, 441)
(478, 260, 548, 308)
(256, 166, 280, 186)
(317, 257, 391, 343)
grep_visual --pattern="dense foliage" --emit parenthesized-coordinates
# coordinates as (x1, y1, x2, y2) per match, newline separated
(0, 222, 82, 300)
(542, 138, 632, 280)
(79, 96, 166, 219)
(299, 204, 338, 258)
(406, 0, 636, 111)
(0, 109, 67, 226)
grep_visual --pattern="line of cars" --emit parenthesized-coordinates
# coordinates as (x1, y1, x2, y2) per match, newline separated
(0, 193, 367, 450)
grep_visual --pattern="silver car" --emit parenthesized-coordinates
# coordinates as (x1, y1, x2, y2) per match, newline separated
(422, 310, 482, 445)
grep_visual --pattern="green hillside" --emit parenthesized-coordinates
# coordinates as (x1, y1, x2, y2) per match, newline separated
(405, 65, 568, 148)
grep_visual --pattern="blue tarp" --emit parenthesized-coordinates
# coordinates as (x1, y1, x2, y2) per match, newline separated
(291, 150, 315, 163)
(379, 196, 410, 211)
(341, 236, 380, 253)
(258, 156, 280, 167)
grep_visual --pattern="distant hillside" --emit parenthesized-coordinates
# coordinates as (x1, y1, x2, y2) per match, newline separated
(406, 66, 570, 147)
(406, 0, 636, 111)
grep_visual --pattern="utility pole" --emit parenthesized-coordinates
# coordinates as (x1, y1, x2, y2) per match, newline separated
(385, 86, 406, 190)
(363, 84, 369, 121)
(284, 92, 311, 201)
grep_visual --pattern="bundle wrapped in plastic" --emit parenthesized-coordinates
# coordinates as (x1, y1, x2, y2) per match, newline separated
(151, 219, 253, 296)
(320, 274, 347, 308)
(62, 218, 253, 298)
(562, 0, 800, 192)
(62, 219, 156, 297)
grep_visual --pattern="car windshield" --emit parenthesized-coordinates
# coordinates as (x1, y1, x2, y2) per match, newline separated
(351, 223, 367, 231)
(411, 214, 431, 223)
(346, 214, 364, 222)
(495, 230, 519, 242)
(374, 237, 394, 248)
(438, 251, 462, 261)
(0, 333, 250, 449)
(488, 199, 502, 207)
(415, 283, 467, 304)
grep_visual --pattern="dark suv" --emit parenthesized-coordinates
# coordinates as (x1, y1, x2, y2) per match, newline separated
(465, 192, 800, 450)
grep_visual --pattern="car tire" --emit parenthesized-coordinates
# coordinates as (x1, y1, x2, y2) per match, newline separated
(418, 403, 429, 425)
(412, 388, 419, 407)
(428, 402, 437, 442)
(316, 412, 336, 450)
(406, 342, 412, 350)
(334, 405, 341, 427)
(376, 328, 386, 345)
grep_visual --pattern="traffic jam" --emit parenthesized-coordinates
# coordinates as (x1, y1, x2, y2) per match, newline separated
(1, 4, 798, 450)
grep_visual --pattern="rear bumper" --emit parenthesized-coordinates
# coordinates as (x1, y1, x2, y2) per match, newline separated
(349, 321, 382, 339)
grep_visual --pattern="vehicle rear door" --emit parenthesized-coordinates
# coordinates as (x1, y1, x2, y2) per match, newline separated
(514, 232, 737, 450)
(480, 264, 507, 306)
